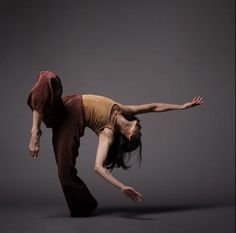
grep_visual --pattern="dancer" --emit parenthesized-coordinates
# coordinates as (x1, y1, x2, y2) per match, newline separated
(27, 71, 204, 217)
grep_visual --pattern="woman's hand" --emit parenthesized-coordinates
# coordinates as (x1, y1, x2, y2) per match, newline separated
(29, 130, 42, 159)
(121, 186, 143, 202)
(181, 96, 204, 110)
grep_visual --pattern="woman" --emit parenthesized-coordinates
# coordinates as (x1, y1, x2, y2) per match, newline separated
(27, 71, 204, 217)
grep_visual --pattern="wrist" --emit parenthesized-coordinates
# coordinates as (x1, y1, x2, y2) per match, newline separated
(31, 128, 42, 136)
(170, 104, 183, 110)
(120, 184, 126, 192)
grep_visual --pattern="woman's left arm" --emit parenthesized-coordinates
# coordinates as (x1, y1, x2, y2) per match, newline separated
(119, 96, 204, 115)
(95, 128, 142, 202)
(94, 128, 126, 190)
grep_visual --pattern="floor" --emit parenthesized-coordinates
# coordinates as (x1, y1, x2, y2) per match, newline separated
(0, 202, 235, 233)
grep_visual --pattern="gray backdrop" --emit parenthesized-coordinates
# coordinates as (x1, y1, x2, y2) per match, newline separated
(0, 0, 234, 208)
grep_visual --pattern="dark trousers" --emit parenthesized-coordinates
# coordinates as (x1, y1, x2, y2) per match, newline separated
(27, 71, 97, 217)
(52, 95, 98, 217)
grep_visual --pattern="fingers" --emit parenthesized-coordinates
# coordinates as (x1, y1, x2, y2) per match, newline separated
(131, 192, 141, 202)
(29, 136, 40, 159)
(29, 146, 39, 159)
(192, 96, 204, 105)
(193, 97, 198, 102)
(135, 192, 143, 202)
(30, 150, 38, 159)
(32, 153, 38, 159)
(198, 96, 204, 104)
(127, 189, 143, 202)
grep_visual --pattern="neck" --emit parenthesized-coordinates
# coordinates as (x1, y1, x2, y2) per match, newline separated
(116, 114, 133, 139)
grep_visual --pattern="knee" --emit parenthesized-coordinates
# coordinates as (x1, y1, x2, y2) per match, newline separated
(40, 70, 57, 78)
(57, 167, 72, 186)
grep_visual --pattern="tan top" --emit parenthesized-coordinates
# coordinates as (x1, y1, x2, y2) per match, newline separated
(82, 94, 120, 135)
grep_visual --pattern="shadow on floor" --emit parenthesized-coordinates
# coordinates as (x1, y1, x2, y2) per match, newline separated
(47, 203, 218, 220)
(93, 204, 216, 220)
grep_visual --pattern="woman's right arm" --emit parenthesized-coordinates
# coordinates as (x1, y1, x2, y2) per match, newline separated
(29, 110, 43, 159)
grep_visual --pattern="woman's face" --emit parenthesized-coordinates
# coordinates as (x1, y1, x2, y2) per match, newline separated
(129, 120, 142, 141)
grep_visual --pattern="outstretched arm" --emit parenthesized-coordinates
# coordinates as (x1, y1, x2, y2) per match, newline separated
(28, 110, 43, 159)
(95, 128, 142, 202)
(119, 96, 204, 115)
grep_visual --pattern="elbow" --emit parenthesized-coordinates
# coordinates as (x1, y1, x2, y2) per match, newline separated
(94, 166, 99, 173)
(152, 103, 159, 112)
(151, 103, 156, 111)
(94, 165, 103, 174)
(154, 103, 166, 112)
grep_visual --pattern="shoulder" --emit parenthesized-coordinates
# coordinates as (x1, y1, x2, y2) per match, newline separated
(112, 103, 133, 116)
(98, 128, 115, 143)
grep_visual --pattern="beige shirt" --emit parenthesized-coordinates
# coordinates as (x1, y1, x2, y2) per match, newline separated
(82, 95, 120, 135)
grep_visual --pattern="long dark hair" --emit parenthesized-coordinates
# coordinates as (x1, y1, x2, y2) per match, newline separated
(104, 115, 142, 171)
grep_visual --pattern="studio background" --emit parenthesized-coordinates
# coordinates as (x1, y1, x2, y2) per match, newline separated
(0, 0, 234, 209)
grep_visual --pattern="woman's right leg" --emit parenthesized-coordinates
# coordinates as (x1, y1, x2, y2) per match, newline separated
(52, 124, 98, 217)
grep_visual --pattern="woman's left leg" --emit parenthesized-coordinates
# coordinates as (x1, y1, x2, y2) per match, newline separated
(52, 124, 98, 217)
